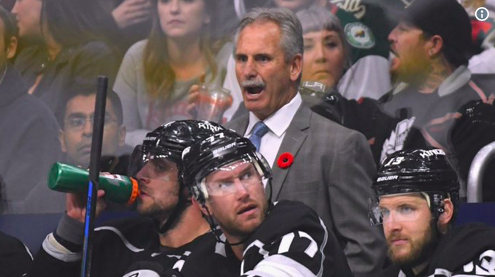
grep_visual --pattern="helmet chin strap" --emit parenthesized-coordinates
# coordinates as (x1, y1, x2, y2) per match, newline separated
(202, 205, 224, 243)
(265, 177, 274, 211)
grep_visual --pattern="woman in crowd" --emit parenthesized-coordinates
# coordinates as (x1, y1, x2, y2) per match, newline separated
(297, 7, 351, 90)
(297, 8, 396, 165)
(12, 0, 120, 116)
(114, 0, 231, 147)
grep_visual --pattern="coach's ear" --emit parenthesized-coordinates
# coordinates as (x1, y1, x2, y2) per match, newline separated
(437, 199, 454, 234)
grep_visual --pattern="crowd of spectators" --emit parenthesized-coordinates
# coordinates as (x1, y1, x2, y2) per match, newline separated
(0, 0, 494, 276)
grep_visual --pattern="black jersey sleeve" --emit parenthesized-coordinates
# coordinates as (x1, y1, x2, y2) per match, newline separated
(240, 201, 352, 277)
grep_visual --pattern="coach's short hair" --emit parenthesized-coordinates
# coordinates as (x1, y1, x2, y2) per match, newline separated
(234, 7, 303, 63)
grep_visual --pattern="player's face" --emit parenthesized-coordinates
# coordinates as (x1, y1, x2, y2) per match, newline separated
(11, 0, 42, 40)
(380, 194, 437, 267)
(273, 0, 318, 11)
(60, 95, 125, 168)
(135, 158, 180, 221)
(158, 0, 210, 39)
(302, 30, 346, 88)
(388, 22, 431, 84)
(235, 21, 302, 120)
(204, 161, 268, 243)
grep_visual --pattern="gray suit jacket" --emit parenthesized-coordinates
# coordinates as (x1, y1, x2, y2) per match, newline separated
(226, 103, 387, 277)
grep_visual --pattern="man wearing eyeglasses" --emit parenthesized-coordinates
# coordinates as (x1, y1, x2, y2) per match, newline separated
(369, 148, 495, 277)
(58, 79, 128, 173)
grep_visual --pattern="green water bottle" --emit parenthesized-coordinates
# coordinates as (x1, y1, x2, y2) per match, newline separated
(48, 162, 139, 205)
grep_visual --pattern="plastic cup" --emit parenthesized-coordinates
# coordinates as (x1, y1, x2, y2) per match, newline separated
(196, 84, 233, 123)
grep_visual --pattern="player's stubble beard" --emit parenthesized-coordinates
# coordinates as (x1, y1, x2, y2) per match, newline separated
(387, 221, 440, 269)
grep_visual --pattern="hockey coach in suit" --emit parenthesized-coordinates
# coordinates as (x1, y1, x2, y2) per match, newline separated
(224, 7, 387, 277)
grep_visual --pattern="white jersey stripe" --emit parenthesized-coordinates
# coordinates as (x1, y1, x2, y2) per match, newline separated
(244, 255, 317, 277)
(95, 226, 144, 253)
(277, 233, 295, 254)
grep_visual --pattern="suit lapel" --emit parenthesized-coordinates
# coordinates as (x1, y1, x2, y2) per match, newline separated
(226, 114, 249, 135)
(269, 104, 311, 199)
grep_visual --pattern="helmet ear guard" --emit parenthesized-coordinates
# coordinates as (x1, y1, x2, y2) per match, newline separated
(188, 182, 207, 206)
(254, 151, 272, 180)
(421, 191, 448, 218)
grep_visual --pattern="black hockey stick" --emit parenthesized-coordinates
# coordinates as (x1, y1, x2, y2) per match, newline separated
(80, 76, 108, 277)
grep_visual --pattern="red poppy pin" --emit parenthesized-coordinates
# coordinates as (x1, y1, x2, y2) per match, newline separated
(277, 152, 294, 169)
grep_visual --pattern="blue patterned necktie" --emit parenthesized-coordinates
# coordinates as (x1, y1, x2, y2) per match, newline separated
(249, 121, 269, 151)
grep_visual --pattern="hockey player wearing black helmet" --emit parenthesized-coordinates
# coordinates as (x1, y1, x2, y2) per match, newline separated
(29, 120, 228, 277)
(370, 148, 495, 277)
(181, 131, 354, 277)
(128, 119, 225, 233)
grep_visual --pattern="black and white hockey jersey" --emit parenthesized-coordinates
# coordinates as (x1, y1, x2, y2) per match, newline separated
(28, 215, 218, 277)
(238, 200, 353, 277)
(380, 223, 495, 277)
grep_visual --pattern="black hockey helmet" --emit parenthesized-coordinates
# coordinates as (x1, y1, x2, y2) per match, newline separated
(128, 120, 226, 233)
(369, 148, 460, 225)
(129, 120, 226, 177)
(181, 131, 271, 205)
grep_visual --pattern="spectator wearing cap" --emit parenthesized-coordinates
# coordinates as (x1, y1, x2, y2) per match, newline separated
(379, 0, 495, 197)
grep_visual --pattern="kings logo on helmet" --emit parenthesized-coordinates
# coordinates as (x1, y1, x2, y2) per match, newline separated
(419, 149, 445, 159)
(198, 122, 223, 132)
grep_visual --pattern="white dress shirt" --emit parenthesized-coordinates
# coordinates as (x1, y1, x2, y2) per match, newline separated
(244, 93, 302, 168)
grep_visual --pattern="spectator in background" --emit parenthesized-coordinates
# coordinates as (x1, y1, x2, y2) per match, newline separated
(58, 80, 130, 174)
(114, 0, 232, 148)
(379, 0, 495, 198)
(296, 7, 397, 166)
(324, 0, 393, 100)
(0, 6, 62, 214)
(370, 148, 495, 276)
(297, 7, 350, 90)
(225, 7, 386, 276)
(274, 0, 393, 100)
(11, 0, 120, 115)
(9, 0, 41, 44)
(91, 0, 153, 55)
